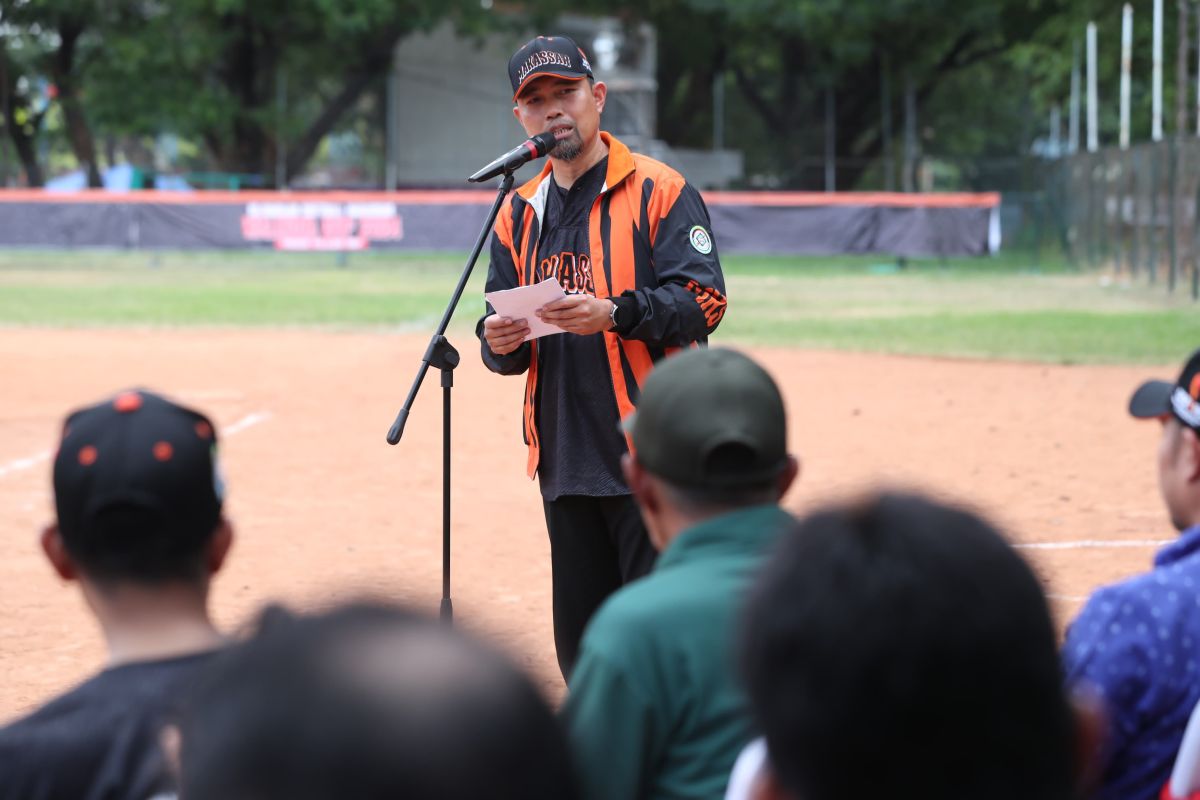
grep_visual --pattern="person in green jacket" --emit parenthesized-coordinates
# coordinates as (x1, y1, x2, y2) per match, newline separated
(564, 347, 800, 800)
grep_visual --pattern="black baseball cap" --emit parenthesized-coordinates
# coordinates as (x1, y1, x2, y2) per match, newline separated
(1129, 349, 1200, 431)
(508, 35, 594, 101)
(625, 348, 789, 489)
(53, 389, 225, 556)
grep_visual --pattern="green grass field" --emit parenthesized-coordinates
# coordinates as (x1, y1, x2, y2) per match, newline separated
(0, 248, 1195, 364)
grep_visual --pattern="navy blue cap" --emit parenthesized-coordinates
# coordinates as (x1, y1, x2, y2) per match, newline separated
(509, 35, 594, 100)
(1129, 349, 1200, 431)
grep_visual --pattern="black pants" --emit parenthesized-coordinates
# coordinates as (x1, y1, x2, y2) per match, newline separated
(543, 494, 657, 681)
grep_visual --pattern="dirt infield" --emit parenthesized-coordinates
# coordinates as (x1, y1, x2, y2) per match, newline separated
(0, 328, 1175, 721)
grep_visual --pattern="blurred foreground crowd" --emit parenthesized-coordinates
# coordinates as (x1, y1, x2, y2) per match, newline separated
(3, 345, 1200, 800)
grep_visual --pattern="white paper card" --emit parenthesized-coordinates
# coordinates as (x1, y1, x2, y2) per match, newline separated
(484, 278, 568, 342)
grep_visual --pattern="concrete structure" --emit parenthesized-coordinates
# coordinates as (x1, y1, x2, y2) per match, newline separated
(389, 16, 742, 188)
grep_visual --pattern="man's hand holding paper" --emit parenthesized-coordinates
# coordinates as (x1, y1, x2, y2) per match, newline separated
(536, 294, 615, 335)
(484, 278, 616, 346)
(484, 278, 568, 347)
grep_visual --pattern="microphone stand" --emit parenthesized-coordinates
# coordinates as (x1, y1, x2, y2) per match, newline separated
(386, 170, 518, 625)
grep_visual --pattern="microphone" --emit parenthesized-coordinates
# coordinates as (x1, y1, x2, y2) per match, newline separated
(467, 131, 557, 183)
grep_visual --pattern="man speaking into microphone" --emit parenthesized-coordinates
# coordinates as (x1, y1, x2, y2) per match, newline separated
(476, 34, 728, 681)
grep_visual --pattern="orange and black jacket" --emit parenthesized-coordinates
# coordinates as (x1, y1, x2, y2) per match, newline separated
(477, 132, 728, 478)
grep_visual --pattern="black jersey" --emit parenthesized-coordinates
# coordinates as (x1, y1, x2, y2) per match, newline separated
(0, 650, 216, 800)
(531, 157, 630, 501)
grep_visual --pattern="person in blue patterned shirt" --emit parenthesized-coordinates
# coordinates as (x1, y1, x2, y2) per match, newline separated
(1064, 348, 1200, 800)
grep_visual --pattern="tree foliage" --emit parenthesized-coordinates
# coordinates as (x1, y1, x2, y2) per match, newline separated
(0, 0, 480, 186)
(0, 0, 121, 186)
(544, 0, 1180, 188)
(0, 0, 1188, 189)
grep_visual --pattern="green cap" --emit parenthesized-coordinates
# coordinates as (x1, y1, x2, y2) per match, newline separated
(626, 348, 788, 489)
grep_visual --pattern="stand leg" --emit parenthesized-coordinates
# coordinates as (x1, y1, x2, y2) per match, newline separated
(385, 172, 516, 626)
(441, 366, 453, 624)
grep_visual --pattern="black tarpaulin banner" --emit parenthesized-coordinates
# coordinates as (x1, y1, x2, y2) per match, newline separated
(0, 190, 1000, 258)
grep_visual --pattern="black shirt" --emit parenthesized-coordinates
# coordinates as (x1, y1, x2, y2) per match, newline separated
(0, 650, 217, 800)
(535, 157, 629, 501)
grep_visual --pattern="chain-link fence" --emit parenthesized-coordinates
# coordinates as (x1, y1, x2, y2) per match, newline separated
(1053, 141, 1200, 299)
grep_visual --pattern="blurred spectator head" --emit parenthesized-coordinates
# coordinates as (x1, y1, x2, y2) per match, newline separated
(179, 602, 579, 800)
(622, 348, 799, 549)
(1129, 349, 1200, 532)
(740, 492, 1079, 800)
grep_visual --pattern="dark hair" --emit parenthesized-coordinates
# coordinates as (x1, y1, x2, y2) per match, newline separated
(661, 478, 779, 515)
(740, 493, 1076, 800)
(60, 504, 217, 586)
(179, 603, 579, 800)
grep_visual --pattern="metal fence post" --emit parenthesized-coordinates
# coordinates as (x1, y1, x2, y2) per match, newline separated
(1099, 149, 1108, 266)
(1192, 153, 1200, 299)
(1192, 142, 1200, 299)
(1149, 145, 1161, 283)
(1130, 148, 1141, 276)
(1055, 161, 1074, 264)
(1169, 137, 1179, 292)
(1115, 156, 1127, 271)
(1091, 155, 1099, 266)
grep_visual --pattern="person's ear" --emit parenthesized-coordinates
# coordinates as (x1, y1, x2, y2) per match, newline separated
(1183, 427, 1200, 483)
(592, 80, 607, 114)
(623, 453, 659, 515)
(1071, 686, 1109, 796)
(775, 455, 801, 500)
(206, 518, 234, 576)
(40, 523, 78, 581)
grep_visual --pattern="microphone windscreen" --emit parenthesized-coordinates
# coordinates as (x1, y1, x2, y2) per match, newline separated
(532, 131, 557, 156)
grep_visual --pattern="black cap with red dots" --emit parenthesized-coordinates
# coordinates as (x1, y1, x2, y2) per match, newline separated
(53, 389, 224, 562)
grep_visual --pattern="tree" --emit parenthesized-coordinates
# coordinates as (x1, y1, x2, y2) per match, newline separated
(85, 0, 482, 185)
(0, 0, 1177, 190)
(546, 0, 1135, 189)
(0, 39, 47, 186)
(0, 0, 113, 187)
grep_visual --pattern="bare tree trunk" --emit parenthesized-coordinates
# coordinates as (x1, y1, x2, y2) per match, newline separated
(51, 19, 102, 188)
(59, 96, 102, 187)
(0, 46, 43, 186)
(4, 105, 42, 187)
(283, 32, 402, 182)
(215, 11, 271, 177)
(284, 69, 382, 181)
